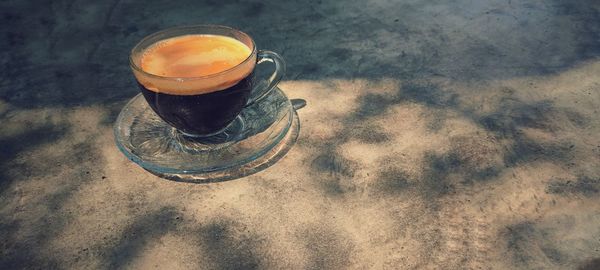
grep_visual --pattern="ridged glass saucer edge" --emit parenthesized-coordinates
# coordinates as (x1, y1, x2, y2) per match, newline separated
(113, 88, 300, 183)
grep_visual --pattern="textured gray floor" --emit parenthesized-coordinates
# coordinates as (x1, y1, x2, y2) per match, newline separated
(1, 0, 600, 269)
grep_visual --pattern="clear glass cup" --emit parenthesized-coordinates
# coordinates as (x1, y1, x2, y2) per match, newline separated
(115, 24, 299, 181)
(129, 25, 285, 138)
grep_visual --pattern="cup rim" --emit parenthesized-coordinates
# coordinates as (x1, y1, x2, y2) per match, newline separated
(129, 24, 257, 81)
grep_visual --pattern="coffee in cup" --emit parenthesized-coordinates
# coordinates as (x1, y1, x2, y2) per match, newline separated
(130, 25, 285, 137)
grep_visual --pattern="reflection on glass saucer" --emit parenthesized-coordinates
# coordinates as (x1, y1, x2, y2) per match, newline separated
(114, 87, 299, 183)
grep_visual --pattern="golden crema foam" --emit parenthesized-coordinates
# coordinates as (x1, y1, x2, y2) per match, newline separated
(134, 34, 255, 95)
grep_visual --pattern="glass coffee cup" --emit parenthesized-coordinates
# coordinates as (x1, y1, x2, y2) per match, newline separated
(129, 25, 285, 139)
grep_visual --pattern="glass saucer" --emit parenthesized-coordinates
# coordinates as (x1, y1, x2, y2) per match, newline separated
(114, 87, 299, 183)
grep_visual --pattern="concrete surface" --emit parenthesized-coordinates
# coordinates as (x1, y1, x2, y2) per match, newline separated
(1, 0, 600, 269)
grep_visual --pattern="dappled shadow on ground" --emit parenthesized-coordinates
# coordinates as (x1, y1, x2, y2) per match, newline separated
(297, 223, 355, 269)
(0, 120, 106, 269)
(0, 0, 599, 268)
(196, 219, 266, 269)
(104, 207, 178, 269)
(0, 0, 598, 110)
(293, 60, 599, 267)
(580, 258, 600, 270)
(0, 124, 69, 192)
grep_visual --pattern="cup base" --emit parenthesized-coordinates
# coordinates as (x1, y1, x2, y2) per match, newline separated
(114, 87, 299, 182)
(172, 116, 245, 153)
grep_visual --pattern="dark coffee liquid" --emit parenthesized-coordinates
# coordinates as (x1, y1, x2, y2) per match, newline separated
(134, 34, 256, 136)
(139, 71, 255, 135)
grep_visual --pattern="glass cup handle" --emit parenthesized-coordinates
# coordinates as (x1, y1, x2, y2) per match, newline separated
(245, 50, 286, 107)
